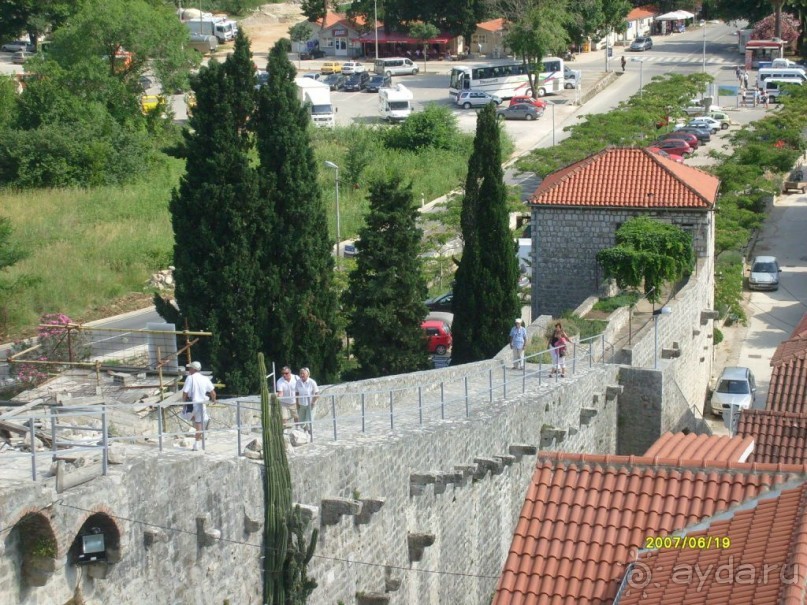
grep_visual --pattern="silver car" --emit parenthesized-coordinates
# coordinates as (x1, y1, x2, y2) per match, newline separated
(710, 367, 756, 416)
(748, 255, 781, 291)
(456, 91, 501, 109)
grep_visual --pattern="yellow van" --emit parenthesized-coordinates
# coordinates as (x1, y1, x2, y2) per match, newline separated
(320, 61, 342, 74)
(140, 95, 161, 114)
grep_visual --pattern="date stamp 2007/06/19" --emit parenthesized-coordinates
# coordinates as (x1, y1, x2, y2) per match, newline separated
(644, 535, 732, 550)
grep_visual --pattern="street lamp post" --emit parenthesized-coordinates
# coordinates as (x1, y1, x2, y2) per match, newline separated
(324, 161, 341, 268)
(374, 0, 379, 61)
(632, 57, 644, 97)
(701, 20, 706, 73)
(551, 101, 555, 146)
(653, 306, 672, 369)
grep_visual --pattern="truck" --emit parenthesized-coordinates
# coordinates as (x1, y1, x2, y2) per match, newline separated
(184, 17, 234, 44)
(295, 77, 335, 128)
(378, 84, 413, 122)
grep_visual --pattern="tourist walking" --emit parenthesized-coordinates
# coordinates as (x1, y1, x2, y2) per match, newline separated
(295, 367, 319, 434)
(276, 366, 300, 427)
(549, 323, 570, 378)
(509, 318, 528, 370)
(621, 56, 626, 72)
(182, 361, 217, 451)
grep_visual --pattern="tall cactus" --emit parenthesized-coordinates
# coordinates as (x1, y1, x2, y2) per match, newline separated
(283, 505, 319, 604)
(259, 353, 291, 605)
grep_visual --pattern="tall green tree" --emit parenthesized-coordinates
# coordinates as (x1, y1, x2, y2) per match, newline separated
(451, 104, 520, 364)
(408, 22, 439, 72)
(0, 0, 79, 47)
(301, 0, 328, 24)
(0, 217, 29, 333)
(255, 39, 341, 382)
(166, 32, 264, 394)
(342, 176, 431, 378)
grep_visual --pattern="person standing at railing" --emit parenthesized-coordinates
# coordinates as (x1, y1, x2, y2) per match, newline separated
(509, 318, 528, 370)
(295, 367, 319, 435)
(549, 323, 570, 378)
(182, 361, 217, 451)
(276, 366, 300, 427)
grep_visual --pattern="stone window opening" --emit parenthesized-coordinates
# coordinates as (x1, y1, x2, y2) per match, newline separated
(68, 513, 122, 577)
(5, 512, 59, 589)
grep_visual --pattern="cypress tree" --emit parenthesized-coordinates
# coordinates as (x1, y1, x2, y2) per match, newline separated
(451, 103, 520, 364)
(254, 39, 341, 382)
(342, 176, 431, 378)
(166, 33, 265, 393)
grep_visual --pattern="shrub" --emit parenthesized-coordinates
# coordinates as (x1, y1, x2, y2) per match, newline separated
(713, 327, 724, 346)
(384, 104, 461, 152)
(593, 291, 640, 314)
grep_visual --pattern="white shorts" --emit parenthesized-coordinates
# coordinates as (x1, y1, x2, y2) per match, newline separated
(182, 402, 209, 424)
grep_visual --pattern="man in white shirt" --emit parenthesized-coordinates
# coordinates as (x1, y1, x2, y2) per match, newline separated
(182, 361, 216, 451)
(295, 367, 319, 434)
(275, 366, 299, 427)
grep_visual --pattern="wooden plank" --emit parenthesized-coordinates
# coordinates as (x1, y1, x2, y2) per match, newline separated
(0, 398, 46, 421)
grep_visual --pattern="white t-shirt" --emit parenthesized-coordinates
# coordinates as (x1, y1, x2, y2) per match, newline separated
(295, 378, 319, 407)
(183, 372, 215, 403)
(276, 375, 299, 406)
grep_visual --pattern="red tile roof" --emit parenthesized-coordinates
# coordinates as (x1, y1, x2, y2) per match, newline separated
(616, 482, 807, 604)
(315, 11, 377, 30)
(737, 409, 807, 464)
(529, 148, 720, 209)
(645, 432, 754, 462)
(493, 452, 807, 605)
(478, 18, 506, 32)
(627, 7, 657, 21)
(767, 313, 807, 414)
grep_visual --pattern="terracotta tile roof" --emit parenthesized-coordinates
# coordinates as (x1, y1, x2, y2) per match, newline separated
(768, 313, 807, 414)
(477, 18, 506, 32)
(492, 452, 807, 605)
(644, 432, 754, 462)
(737, 409, 807, 464)
(616, 482, 807, 604)
(315, 11, 376, 29)
(529, 148, 720, 209)
(627, 7, 657, 21)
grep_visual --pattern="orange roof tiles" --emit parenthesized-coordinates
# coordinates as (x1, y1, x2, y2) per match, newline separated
(627, 7, 656, 21)
(477, 18, 506, 32)
(737, 409, 807, 464)
(492, 452, 807, 605)
(529, 148, 720, 209)
(768, 313, 807, 414)
(315, 11, 377, 29)
(645, 432, 755, 462)
(616, 483, 807, 604)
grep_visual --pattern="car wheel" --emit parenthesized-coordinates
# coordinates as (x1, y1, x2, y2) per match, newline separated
(497, 114, 505, 120)
(413, 69, 419, 74)
(565, 83, 574, 89)
(463, 102, 472, 109)
(525, 113, 534, 120)
(435, 345, 447, 355)
(721, 123, 729, 129)
(536, 88, 546, 97)
(385, 70, 392, 76)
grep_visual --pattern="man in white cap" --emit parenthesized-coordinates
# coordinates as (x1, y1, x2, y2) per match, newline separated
(509, 318, 527, 370)
(182, 361, 217, 451)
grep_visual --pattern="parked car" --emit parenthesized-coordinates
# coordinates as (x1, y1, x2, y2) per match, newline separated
(12, 50, 29, 64)
(687, 117, 721, 134)
(707, 110, 733, 129)
(302, 73, 322, 80)
(254, 70, 269, 89)
(424, 291, 453, 313)
(299, 48, 325, 60)
(322, 73, 346, 91)
(140, 94, 161, 114)
(748, 255, 781, 291)
(342, 71, 370, 91)
(422, 320, 452, 355)
(365, 73, 391, 92)
(651, 140, 693, 157)
(672, 126, 711, 142)
(341, 61, 365, 75)
(320, 61, 342, 74)
(456, 90, 501, 109)
(630, 37, 653, 51)
(563, 66, 581, 89)
(497, 103, 543, 121)
(1, 40, 30, 53)
(710, 367, 756, 416)
(657, 132, 699, 149)
(509, 95, 547, 109)
(646, 147, 685, 163)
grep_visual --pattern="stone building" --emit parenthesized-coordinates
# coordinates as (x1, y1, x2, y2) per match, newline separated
(528, 147, 719, 318)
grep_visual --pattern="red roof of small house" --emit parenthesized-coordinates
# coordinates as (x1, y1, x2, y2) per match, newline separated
(492, 452, 807, 605)
(627, 7, 656, 21)
(315, 11, 378, 30)
(644, 432, 754, 462)
(617, 482, 807, 604)
(477, 18, 506, 32)
(529, 148, 719, 209)
(767, 313, 807, 414)
(737, 409, 807, 464)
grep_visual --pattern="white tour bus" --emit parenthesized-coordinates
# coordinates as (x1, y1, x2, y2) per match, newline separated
(373, 57, 420, 76)
(756, 67, 806, 86)
(448, 57, 565, 100)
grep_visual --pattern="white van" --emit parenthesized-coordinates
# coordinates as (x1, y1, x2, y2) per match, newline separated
(374, 57, 419, 76)
(764, 78, 802, 102)
(771, 58, 799, 69)
(757, 68, 806, 86)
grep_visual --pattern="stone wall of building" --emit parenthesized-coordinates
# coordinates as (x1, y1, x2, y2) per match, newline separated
(530, 206, 713, 318)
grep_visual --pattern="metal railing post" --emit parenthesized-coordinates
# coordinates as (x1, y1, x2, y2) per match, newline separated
(601, 334, 606, 363)
(331, 395, 337, 441)
(389, 391, 394, 431)
(522, 365, 526, 392)
(573, 342, 577, 374)
(30, 416, 36, 481)
(361, 393, 366, 433)
(101, 407, 109, 476)
(440, 382, 445, 420)
(589, 341, 593, 368)
(503, 366, 507, 399)
(157, 404, 164, 452)
(50, 414, 57, 454)
(236, 399, 242, 457)
(418, 387, 423, 425)
(539, 360, 542, 386)
(489, 369, 493, 403)
(464, 376, 469, 417)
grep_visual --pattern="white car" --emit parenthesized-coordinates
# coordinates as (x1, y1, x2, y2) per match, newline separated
(341, 61, 365, 75)
(687, 117, 721, 134)
(710, 367, 756, 416)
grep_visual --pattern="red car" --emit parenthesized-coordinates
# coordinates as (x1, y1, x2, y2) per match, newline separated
(651, 140, 693, 157)
(509, 95, 548, 110)
(647, 147, 685, 163)
(657, 131, 699, 149)
(422, 320, 452, 355)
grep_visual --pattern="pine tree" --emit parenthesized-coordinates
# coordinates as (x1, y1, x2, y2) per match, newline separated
(342, 176, 431, 378)
(254, 39, 341, 382)
(166, 32, 265, 394)
(451, 103, 520, 364)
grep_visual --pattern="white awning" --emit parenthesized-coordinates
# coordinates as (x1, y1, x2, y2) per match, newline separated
(656, 10, 696, 21)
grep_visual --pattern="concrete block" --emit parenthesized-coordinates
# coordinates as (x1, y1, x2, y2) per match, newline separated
(356, 593, 390, 605)
(473, 457, 503, 478)
(320, 498, 361, 526)
(410, 472, 436, 497)
(700, 310, 719, 325)
(540, 426, 566, 448)
(493, 455, 516, 467)
(508, 444, 537, 461)
(661, 347, 681, 359)
(580, 408, 599, 425)
(407, 532, 435, 562)
(605, 385, 623, 400)
(355, 498, 385, 525)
